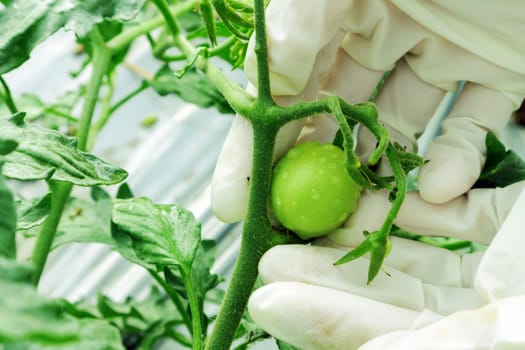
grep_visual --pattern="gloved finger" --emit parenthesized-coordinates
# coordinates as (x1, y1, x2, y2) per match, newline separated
(258, 244, 485, 315)
(248, 281, 441, 350)
(211, 39, 383, 223)
(418, 83, 516, 203)
(355, 59, 446, 164)
(297, 49, 385, 144)
(328, 180, 524, 246)
(359, 296, 525, 350)
(243, 0, 354, 96)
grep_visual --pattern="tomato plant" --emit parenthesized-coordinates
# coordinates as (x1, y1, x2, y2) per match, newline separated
(271, 141, 361, 239)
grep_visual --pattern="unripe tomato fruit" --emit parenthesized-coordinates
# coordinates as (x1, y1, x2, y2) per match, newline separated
(270, 141, 361, 239)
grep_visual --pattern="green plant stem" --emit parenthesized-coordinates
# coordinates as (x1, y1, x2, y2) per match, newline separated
(78, 28, 112, 152)
(30, 27, 111, 286)
(151, 0, 255, 114)
(107, 0, 197, 54)
(0, 76, 18, 114)
(205, 123, 277, 350)
(43, 107, 77, 122)
(149, 269, 194, 335)
(381, 146, 407, 237)
(252, 0, 273, 107)
(181, 267, 203, 350)
(86, 70, 116, 151)
(108, 81, 148, 115)
(30, 181, 72, 286)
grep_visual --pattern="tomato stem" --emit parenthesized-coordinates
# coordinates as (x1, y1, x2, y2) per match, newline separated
(30, 181, 72, 286)
(30, 27, 112, 286)
(204, 122, 277, 350)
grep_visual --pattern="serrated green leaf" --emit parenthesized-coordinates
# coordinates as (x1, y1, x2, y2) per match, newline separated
(474, 131, 525, 188)
(16, 193, 51, 231)
(391, 142, 424, 174)
(149, 66, 234, 114)
(53, 189, 114, 248)
(92, 286, 183, 349)
(0, 166, 16, 259)
(0, 113, 128, 186)
(0, 0, 146, 74)
(18, 189, 115, 249)
(112, 197, 201, 271)
(0, 271, 124, 349)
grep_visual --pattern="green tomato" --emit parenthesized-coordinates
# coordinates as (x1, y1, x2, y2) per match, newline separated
(270, 141, 362, 239)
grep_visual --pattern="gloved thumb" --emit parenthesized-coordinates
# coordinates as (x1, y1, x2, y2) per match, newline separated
(418, 83, 515, 203)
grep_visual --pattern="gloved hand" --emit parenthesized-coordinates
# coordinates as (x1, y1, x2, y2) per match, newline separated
(247, 181, 525, 350)
(211, 0, 525, 349)
(211, 0, 525, 222)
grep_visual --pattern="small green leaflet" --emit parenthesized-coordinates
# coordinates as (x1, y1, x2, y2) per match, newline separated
(474, 131, 525, 188)
(0, 113, 128, 186)
(0, 0, 146, 74)
(390, 142, 425, 175)
(111, 197, 201, 271)
(149, 65, 234, 114)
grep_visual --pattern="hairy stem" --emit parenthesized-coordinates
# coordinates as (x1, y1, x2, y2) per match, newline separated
(252, 0, 274, 107)
(107, 0, 197, 53)
(151, 0, 255, 114)
(380, 146, 407, 238)
(205, 122, 277, 350)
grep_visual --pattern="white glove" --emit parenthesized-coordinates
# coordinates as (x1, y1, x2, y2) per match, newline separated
(248, 181, 525, 350)
(211, 1, 525, 349)
(211, 0, 525, 222)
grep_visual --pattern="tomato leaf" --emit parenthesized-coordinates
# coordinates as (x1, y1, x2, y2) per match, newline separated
(111, 197, 201, 271)
(333, 237, 372, 266)
(474, 131, 525, 188)
(91, 286, 183, 349)
(164, 240, 223, 331)
(18, 188, 115, 250)
(0, 0, 146, 74)
(54, 188, 115, 248)
(0, 261, 124, 349)
(366, 237, 388, 284)
(149, 65, 234, 114)
(0, 113, 128, 186)
(390, 142, 425, 175)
